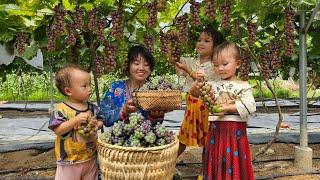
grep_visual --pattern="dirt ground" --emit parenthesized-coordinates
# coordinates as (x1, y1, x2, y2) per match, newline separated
(1, 143, 320, 179)
(1, 110, 320, 179)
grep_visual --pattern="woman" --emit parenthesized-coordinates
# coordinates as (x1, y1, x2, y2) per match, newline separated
(100, 45, 164, 127)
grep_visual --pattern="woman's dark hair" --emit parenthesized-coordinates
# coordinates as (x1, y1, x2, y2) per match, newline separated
(202, 25, 225, 47)
(124, 45, 154, 76)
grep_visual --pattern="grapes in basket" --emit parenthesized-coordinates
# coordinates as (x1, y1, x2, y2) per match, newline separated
(139, 77, 182, 91)
(100, 113, 175, 147)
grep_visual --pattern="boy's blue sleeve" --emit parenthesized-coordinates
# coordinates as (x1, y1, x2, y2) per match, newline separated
(100, 81, 125, 127)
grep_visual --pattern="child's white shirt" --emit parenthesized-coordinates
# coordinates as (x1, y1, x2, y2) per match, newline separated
(179, 57, 219, 92)
(207, 80, 256, 122)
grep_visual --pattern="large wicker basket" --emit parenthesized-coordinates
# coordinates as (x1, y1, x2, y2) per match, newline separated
(132, 90, 182, 111)
(97, 137, 179, 180)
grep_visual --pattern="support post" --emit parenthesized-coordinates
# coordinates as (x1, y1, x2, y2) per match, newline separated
(294, 11, 313, 172)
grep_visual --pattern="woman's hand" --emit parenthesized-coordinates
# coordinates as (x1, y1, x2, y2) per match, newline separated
(149, 110, 170, 119)
(121, 99, 137, 117)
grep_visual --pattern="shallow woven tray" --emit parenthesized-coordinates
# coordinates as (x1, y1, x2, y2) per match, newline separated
(132, 90, 182, 111)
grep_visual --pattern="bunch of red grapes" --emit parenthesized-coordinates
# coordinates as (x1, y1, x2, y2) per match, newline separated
(284, 8, 296, 57)
(17, 32, 27, 54)
(204, 0, 216, 20)
(144, 33, 154, 53)
(169, 32, 181, 62)
(156, 0, 166, 12)
(220, 0, 231, 29)
(239, 51, 251, 81)
(146, 2, 157, 28)
(247, 20, 256, 46)
(190, 0, 201, 26)
(66, 23, 77, 46)
(175, 14, 189, 44)
(260, 53, 271, 79)
(110, 7, 124, 39)
(74, 7, 84, 30)
(160, 31, 170, 56)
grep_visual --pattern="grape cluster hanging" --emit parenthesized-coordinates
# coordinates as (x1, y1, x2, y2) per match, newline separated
(247, 20, 256, 46)
(220, 0, 231, 29)
(204, 0, 216, 20)
(146, 2, 158, 28)
(190, 0, 201, 26)
(160, 31, 170, 56)
(110, 7, 124, 39)
(17, 32, 27, 55)
(239, 51, 251, 81)
(175, 14, 189, 44)
(284, 8, 296, 57)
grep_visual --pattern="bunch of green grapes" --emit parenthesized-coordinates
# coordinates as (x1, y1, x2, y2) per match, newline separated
(75, 116, 98, 137)
(197, 81, 221, 114)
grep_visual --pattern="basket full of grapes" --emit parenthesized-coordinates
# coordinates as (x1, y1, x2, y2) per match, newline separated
(132, 79, 182, 111)
(97, 113, 179, 180)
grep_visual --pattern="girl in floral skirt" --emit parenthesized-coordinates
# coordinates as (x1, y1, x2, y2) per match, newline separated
(173, 26, 224, 156)
(190, 42, 256, 180)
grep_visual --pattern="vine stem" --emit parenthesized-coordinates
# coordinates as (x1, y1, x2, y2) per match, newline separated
(160, 0, 189, 32)
(245, 45, 284, 160)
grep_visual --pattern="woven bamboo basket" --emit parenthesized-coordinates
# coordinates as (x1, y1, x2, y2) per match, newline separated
(132, 90, 182, 111)
(97, 137, 179, 180)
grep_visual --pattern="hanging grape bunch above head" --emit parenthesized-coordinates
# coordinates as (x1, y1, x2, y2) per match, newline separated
(146, 2, 158, 28)
(284, 7, 296, 57)
(144, 33, 154, 54)
(168, 32, 181, 63)
(74, 7, 84, 30)
(247, 20, 256, 46)
(175, 14, 189, 44)
(156, 0, 166, 12)
(47, 4, 66, 51)
(204, 0, 216, 20)
(110, 7, 124, 39)
(160, 31, 170, 56)
(190, 0, 201, 26)
(220, 0, 231, 29)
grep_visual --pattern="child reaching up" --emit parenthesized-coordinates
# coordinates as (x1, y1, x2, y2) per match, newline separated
(174, 26, 224, 156)
(48, 65, 103, 180)
(190, 42, 256, 180)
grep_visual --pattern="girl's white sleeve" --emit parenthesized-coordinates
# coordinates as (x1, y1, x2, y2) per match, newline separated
(235, 84, 256, 119)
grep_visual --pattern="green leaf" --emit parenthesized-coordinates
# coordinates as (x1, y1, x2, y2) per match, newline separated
(21, 41, 38, 59)
(126, 23, 135, 33)
(21, 17, 37, 27)
(80, 3, 94, 11)
(36, 8, 53, 16)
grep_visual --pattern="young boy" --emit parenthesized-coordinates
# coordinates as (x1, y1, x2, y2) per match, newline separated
(49, 65, 103, 180)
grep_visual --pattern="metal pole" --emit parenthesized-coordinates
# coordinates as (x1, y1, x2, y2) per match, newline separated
(49, 58, 54, 110)
(299, 11, 308, 148)
(303, 0, 320, 33)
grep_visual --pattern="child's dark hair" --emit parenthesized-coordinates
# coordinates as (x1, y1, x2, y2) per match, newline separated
(124, 45, 154, 76)
(202, 25, 225, 47)
(213, 42, 241, 61)
(55, 64, 88, 96)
